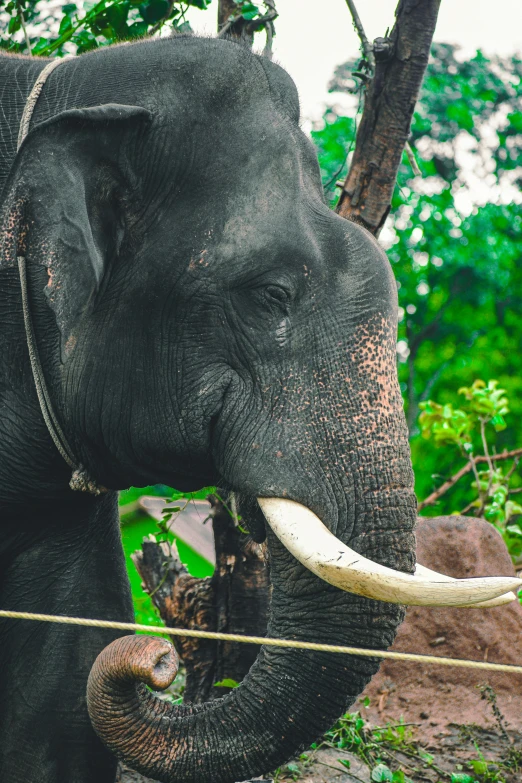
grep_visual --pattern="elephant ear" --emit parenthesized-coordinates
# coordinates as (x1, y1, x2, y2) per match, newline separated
(0, 103, 152, 359)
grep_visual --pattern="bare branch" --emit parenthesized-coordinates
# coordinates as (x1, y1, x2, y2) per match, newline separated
(344, 0, 375, 71)
(217, 0, 278, 47)
(17, 0, 32, 55)
(405, 142, 421, 176)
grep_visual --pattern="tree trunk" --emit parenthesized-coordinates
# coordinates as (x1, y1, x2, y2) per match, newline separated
(217, 0, 254, 43)
(218, 0, 238, 30)
(132, 495, 270, 704)
(336, 0, 442, 236)
(211, 498, 270, 694)
(132, 539, 217, 703)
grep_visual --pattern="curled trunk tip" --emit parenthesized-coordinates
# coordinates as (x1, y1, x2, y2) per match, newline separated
(87, 635, 179, 751)
(88, 634, 179, 692)
(87, 635, 180, 777)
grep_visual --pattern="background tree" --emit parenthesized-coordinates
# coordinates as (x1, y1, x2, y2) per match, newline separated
(336, 0, 441, 236)
(314, 43, 522, 514)
(0, 0, 276, 54)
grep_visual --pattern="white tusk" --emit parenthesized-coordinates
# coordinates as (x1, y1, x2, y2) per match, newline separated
(414, 563, 516, 608)
(258, 497, 522, 607)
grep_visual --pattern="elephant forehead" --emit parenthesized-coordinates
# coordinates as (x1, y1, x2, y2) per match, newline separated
(215, 202, 315, 261)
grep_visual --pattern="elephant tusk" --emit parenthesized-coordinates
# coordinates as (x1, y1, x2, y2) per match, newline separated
(258, 498, 522, 607)
(413, 563, 517, 607)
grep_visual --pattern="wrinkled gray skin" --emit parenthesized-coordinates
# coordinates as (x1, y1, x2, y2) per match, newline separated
(0, 37, 416, 783)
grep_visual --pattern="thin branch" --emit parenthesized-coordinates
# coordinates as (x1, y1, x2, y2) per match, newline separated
(405, 141, 421, 176)
(480, 420, 495, 477)
(17, 0, 32, 55)
(217, 1, 278, 43)
(262, 0, 277, 57)
(344, 0, 375, 71)
(418, 448, 522, 511)
(217, 19, 233, 38)
(468, 451, 485, 513)
(505, 455, 520, 481)
(459, 501, 475, 515)
(40, 0, 106, 56)
(474, 418, 495, 516)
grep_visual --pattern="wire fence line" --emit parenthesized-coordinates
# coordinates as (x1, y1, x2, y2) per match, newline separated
(0, 609, 521, 674)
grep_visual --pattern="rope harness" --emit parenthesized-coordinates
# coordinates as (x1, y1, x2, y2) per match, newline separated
(17, 56, 103, 494)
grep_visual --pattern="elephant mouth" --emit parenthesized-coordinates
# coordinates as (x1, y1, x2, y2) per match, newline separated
(258, 498, 522, 608)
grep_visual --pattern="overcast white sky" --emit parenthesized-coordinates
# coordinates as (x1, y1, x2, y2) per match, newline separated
(185, 0, 522, 121)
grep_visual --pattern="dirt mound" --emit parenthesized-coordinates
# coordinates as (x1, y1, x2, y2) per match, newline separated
(360, 515, 522, 744)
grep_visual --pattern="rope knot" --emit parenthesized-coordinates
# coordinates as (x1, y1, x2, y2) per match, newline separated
(69, 467, 107, 496)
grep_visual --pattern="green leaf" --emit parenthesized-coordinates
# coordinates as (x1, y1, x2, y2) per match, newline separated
(174, 20, 193, 33)
(450, 774, 477, 783)
(213, 678, 239, 688)
(8, 16, 21, 34)
(139, 0, 170, 24)
(372, 764, 393, 782)
(468, 759, 488, 775)
(491, 414, 506, 431)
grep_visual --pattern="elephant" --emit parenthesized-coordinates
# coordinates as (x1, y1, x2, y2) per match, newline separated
(0, 34, 518, 783)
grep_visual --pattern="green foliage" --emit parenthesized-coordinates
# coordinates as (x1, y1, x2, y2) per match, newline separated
(275, 703, 520, 783)
(310, 111, 356, 204)
(0, 0, 277, 55)
(419, 380, 509, 449)
(274, 698, 522, 783)
(230, 1, 263, 21)
(0, 0, 212, 55)
(213, 677, 239, 688)
(312, 44, 522, 517)
(419, 380, 522, 559)
(119, 484, 215, 628)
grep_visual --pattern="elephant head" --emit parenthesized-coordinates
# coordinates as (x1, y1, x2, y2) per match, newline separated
(1, 37, 518, 783)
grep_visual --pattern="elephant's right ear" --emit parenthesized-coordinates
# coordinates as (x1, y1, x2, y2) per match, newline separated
(0, 103, 152, 359)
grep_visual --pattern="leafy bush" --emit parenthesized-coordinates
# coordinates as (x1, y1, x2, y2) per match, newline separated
(418, 380, 522, 562)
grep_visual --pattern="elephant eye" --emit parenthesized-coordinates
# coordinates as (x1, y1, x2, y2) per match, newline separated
(264, 285, 290, 307)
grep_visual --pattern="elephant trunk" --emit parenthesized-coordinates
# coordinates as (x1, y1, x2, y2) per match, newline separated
(87, 487, 415, 783)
